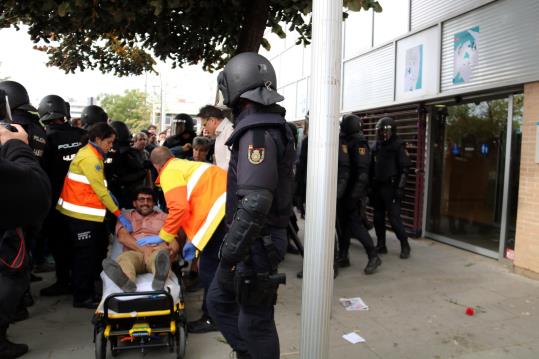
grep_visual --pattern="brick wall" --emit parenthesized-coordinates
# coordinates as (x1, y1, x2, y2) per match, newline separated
(514, 82, 539, 274)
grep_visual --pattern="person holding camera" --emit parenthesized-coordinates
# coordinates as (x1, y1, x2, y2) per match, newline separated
(0, 97, 51, 358)
(206, 53, 295, 359)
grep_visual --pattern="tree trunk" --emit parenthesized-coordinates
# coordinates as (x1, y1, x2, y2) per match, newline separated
(236, 0, 270, 54)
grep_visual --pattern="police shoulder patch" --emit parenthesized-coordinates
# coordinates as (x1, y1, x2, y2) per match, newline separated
(341, 144, 348, 154)
(248, 145, 265, 165)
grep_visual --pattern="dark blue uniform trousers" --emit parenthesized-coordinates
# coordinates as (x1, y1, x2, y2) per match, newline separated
(199, 221, 226, 316)
(207, 228, 286, 359)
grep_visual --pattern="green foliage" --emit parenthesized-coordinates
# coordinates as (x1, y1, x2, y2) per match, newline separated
(99, 90, 151, 133)
(0, 0, 381, 76)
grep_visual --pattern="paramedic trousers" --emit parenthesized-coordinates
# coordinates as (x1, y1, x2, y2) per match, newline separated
(65, 217, 108, 303)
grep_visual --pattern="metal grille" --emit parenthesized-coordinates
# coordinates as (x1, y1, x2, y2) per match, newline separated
(357, 105, 426, 237)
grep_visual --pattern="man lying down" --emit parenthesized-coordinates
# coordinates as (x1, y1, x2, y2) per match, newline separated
(102, 187, 180, 292)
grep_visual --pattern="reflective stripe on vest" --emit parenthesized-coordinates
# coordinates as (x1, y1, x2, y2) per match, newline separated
(67, 171, 107, 187)
(190, 192, 226, 250)
(57, 198, 107, 217)
(187, 163, 211, 200)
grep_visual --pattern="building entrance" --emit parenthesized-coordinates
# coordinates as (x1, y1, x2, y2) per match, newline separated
(425, 94, 522, 258)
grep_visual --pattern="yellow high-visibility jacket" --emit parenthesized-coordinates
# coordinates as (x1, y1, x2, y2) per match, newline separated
(57, 144, 120, 222)
(156, 158, 226, 252)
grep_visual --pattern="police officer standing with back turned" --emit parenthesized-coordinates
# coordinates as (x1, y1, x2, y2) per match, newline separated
(336, 114, 381, 274)
(206, 52, 295, 359)
(38, 95, 86, 297)
(0, 93, 51, 358)
(371, 117, 412, 259)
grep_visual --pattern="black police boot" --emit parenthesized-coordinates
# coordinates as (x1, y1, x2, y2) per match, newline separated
(30, 273, 42, 282)
(187, 315, 218, 334)
(336, 255, 350, 268)
(40, 281, 72, 296)
(364, 253, 382, 275)
(233, 350, 252, 359)
(376, 240, 388, 255)
(400, 239, 411, 259)
(73, 296, 100, 309)
(0, 326, 28, 359)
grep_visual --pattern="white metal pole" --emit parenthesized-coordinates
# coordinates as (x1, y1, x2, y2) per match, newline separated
(299, 0, 342, 358)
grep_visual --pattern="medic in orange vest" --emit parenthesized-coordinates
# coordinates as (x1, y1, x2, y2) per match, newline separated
(150, 146, 226, 260)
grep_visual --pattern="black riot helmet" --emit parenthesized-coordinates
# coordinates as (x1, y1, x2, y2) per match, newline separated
(81, 105, 108, 128)
(171, 113, 194, 136)
(38, 95, 69, 123)
(376, 116, 397, 142)
(110, 120, 131, 144)
(340, 114, 363, 136)
(0, 80, 37, 112)
(217, 52, 284, 108)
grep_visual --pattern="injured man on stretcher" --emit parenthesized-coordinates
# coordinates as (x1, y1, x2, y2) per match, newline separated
(102, 187, 180, 292)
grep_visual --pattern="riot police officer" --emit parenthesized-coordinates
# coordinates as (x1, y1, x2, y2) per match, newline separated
(337, 114, 381, 273)
(0, 100, 51, 358)
(371, 117, 412, 258)
(206, 52, 295, 359)
(38, 95, 86, 296)
(0, 81, 46, 160)
(108, 120, 149, 209)
(163, 113, 196, 159)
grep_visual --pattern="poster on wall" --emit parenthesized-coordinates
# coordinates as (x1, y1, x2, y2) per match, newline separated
(404, 45, 423, 92)
(453, 26, 480, 84)
(395, 26, 439, 101)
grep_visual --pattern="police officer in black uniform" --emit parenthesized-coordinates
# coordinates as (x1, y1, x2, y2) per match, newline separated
(163, 114, 196, 159)
(0, 96, 51, 358)
(108, 120, 150, 209)
(206, 52, 295, 359)
(0, 81, 47, 307)
(371, 117, 412, 258)
(336, 115, 381, 274)
(38, 95, 86, 296)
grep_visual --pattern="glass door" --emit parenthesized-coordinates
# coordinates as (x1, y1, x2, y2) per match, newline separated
(425, 95, 520, 258)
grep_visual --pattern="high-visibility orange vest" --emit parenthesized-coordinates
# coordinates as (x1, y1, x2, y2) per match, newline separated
(57, 144, 120, 222)
(156, 158, 226, 252)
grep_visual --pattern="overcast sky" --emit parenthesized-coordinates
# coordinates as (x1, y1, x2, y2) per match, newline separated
(0, 26, 217, 111)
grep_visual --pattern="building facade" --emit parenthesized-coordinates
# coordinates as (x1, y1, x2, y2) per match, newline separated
(266, 0, 539, 275)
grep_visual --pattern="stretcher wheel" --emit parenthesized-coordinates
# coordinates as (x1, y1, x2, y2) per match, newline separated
(95, 329, 107, 359)
(110, 336, 118, 357)
(175, 322, 187, 359)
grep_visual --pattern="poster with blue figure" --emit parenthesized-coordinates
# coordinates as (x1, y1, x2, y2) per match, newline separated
(453, 26, 480, 84)
(404, 44, 423, 92)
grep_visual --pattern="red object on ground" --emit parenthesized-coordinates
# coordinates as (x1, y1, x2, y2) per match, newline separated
(465, 307, 475, 316)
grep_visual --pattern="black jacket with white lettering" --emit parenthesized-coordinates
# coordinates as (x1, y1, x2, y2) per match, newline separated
(42, 122, 86, 205)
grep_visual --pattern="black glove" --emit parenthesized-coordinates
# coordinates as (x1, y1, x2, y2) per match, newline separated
(216, 261, 236, 290)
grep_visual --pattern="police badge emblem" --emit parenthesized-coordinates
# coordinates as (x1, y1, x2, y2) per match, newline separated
(248, 145, 265, 164)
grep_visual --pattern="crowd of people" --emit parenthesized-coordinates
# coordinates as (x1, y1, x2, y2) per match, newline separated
(0, 51, 412, 359)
